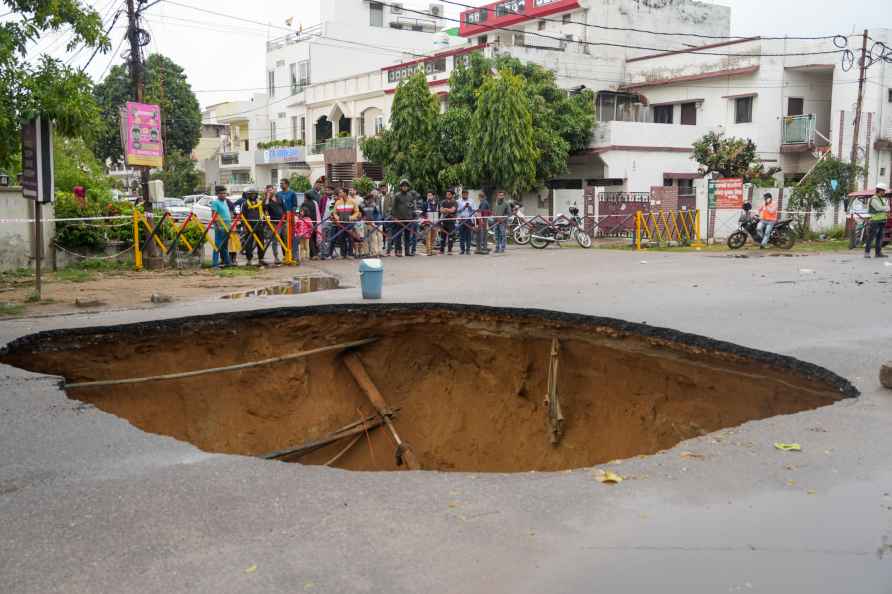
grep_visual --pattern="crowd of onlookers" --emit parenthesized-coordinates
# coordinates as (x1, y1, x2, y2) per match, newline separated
(207, 177, 516, 267)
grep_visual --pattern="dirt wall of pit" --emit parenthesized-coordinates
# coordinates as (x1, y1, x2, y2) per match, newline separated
(0, 304, 857, 472)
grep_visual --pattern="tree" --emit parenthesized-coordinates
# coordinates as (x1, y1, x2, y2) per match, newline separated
(53, 135, 116, 199)
(360, 70, 444, 193)
(351, 176, 374, 196)
(445, 53, 594, 188)
(692, 131, 780, 184)
(150, 150, 203, 196)
(288, 173, 312, 192)
(0, 0, 108, 170)
(93, 54, 201, 165)
(466, 70, 538, 196)
(788, 155, 863, 235)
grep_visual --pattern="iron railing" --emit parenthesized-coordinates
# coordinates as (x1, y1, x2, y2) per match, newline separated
(782, 114, 816, 145)
(308, 136, 357, 155)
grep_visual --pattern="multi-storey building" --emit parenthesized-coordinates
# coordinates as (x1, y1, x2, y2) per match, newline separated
(199, 97, 270, 193)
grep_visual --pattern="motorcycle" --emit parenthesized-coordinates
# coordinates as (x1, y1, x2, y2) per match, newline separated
(530, 205, 592, 249)
(727, 213, 796, 250)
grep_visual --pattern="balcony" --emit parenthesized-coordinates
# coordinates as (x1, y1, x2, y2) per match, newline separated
(220, 152, 239, 166)
(781, 114, 816, 150)
(308, 136, 357, 156)
(219, 150, 255, 169)
(590, 121, 707, 152)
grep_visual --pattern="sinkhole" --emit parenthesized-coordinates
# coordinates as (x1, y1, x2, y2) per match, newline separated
(0, 304, 857, 473)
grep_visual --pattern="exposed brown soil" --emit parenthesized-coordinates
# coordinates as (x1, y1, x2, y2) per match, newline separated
(0, 305, 854, 472)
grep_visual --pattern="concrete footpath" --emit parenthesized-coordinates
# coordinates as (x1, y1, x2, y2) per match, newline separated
(1, 248, 891, 593)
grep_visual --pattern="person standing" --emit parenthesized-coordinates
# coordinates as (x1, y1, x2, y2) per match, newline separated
(865, 183, 890, 259)
(848, 194, 870, 249)
(332, 189, 361, 259)
(408, 189, 427, 256)
(457, 190, 475, 255)
(390, 179, 417, 257)
(438, 189, 458, 255)
(241, 188, 266, 265)
(263, 184, 285, 265)
(276, 178, 298, 261)
(491, 191, 511, 254)
(303, 180, 323, 258)
(475, 191, 491, 255)
(210, 186, 232, 268)
(362, 191, 383, 257)
(756, 193, 778, 250)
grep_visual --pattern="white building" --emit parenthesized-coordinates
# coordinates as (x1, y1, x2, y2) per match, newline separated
(200, 96, 270, 193)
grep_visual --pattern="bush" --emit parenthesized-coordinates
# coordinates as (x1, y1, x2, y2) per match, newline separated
(54, 192, 137, 250)
(352, 176, 374, 197)
(257, 139, 304, 150)
(288, 174, 312, 193)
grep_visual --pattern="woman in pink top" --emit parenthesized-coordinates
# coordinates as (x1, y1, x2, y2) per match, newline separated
(757, 194, 778, 249)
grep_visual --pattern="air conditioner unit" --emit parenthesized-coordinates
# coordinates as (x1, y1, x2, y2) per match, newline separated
(429, 3, 443, 17)
(391, 3, 403, 14)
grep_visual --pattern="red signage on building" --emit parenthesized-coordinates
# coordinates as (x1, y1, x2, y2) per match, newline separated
(710, 178, 745, 209)
(459, 0, 580, 37)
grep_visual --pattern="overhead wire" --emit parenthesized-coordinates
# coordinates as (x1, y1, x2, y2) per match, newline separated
(439, 0, 844, 42)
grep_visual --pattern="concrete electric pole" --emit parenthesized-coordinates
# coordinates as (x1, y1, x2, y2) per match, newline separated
(849, 29, 868, 191)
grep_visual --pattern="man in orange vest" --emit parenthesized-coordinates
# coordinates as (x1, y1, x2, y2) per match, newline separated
(757, 193, 778, 249)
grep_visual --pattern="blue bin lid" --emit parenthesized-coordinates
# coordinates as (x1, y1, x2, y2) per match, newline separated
(359, 258, 383, 271)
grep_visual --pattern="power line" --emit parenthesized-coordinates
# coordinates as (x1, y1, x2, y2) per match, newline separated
(439, 0, 841, 42)
(375, 1, 845, 58)
(157, 0, 290, 32)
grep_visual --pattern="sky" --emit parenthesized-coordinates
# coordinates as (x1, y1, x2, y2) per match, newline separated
(22, 0, 892, 108)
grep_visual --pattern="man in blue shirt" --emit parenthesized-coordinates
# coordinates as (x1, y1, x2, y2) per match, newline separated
(210, 186, 233, 268)
(276, 178, 299, 260)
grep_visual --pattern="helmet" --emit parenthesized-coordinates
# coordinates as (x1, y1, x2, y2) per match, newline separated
(877, 183, 889, 193)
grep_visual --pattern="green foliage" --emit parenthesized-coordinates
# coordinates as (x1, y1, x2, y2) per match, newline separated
(288, 174, 312, 192)
(788, 156, 863, 236)
(150, 149, 203, 196)
(337, 130, 351, 138)
(360, 70, 445, 193)
(446, 53, 594, 188)
(352, 176, 374, 196)
(0, 1, 108, 170)
(54, 192, 136, 250)
(257, 139, 304, 149)
(466, 70, 538, 196)
(692, 131, 780, 184)
(53, 135, 115, 199)
(0, 303, 25, 317)
(93, 54, 201, 164)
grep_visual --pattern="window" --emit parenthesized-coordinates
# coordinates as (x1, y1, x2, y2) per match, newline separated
(300, 117, 306, 144)
(289, 63, 297, 94)
(370, 2, 383, 27)
(663, 178, 673, 187)
(538, 20, 546, 31)
(678, 179, 694, 197)
(374, 115, 385, 134)
(298, 60, 310, 86)
(267, 70, 275, 97)
(271, 169, 278, 185)
(680, 102, 697, 126)
(562, 13, 571, 24)
(270, 121, 277, 141)
(653, 104, 674, 124)
(787, 97, 804, 116)
(243, 139, 249, 152)
(477, 35, 488, 45)
(735, 96, 754, 123)
(291, 116, 298, 140)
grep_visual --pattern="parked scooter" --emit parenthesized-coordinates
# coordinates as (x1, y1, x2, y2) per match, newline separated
(530, 205, 592, 249)
(727, 211, 796, 250)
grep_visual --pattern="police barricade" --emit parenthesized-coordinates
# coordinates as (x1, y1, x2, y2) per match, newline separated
(635, 210, 702, 249)
(133, 209, 296, 269)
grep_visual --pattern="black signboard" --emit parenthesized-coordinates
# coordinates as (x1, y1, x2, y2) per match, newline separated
(21, 116, 54, 203)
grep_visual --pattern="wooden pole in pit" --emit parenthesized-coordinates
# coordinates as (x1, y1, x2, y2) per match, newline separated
(545, 337, 565, 446)
(343, 352, 421, 470)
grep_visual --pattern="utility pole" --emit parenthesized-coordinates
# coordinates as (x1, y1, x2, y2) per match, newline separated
(849, 29, 868, 192)
(125, 0, 156, 260)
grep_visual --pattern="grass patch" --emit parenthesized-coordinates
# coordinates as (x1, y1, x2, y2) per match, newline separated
(0, 302, 25, 316)
(71, 259, 131, 273)
(214, 266, 261, 278)
(54, 268, 95, 283)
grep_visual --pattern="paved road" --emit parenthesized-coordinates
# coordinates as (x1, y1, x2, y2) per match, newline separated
(2, 248, 891, 593)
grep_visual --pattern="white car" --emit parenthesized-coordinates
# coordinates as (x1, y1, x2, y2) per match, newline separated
(189, 196, 215, 224)
(156, 198, 191, 222)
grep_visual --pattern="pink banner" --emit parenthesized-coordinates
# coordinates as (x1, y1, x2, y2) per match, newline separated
(124, 102, 163, 168)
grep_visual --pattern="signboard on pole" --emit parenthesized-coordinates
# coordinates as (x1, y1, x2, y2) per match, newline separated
(21, 116, 54, 204)
(123, 101, 163, 168)
(708, 178, 744, 209)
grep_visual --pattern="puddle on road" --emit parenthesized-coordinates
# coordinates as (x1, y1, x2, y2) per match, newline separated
(221, 276, 340, 300)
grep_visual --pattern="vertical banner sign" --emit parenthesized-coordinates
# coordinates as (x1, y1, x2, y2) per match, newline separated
(21, 116, 54, 204)
(712, 178, 745, 209)
(123, 102, 164, 168)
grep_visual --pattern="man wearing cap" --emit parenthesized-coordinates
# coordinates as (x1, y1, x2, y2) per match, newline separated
(865, 183, 890, 259)
(390, 179, 417, 257)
